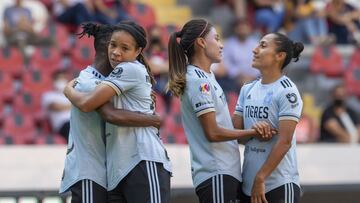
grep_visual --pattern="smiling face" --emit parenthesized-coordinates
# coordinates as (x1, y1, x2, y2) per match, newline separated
(252, 33, 284, 71)
(108, 30, 142, 68)
(202, 27, 223, 63)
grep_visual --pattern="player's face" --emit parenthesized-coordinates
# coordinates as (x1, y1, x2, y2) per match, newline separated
(203, 27, 223, 63)
(108, 30, 142, 68)
(252, 33, 281, 70)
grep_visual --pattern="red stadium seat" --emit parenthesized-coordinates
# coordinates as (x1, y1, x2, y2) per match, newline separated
(0, 47, 24, 77)
(40, 23, 70, 53)
(154, 93, 166, 116)
(13, 92, 43, 115)
(30, 47, 62, 75)
(344, 47, 360, 97)
(169, 97, 181, 115)
(35, 134, 66, 145)
(3, 114, 35, 136)
(160, 24, 180, 46)
(126, 3, 156, 29)
(309, 46, 345, 77)
(226, 92, 239, 115)
(0, 71, 15, 102)
(70, 36, 95, 70)
(22, 70, 53, 93)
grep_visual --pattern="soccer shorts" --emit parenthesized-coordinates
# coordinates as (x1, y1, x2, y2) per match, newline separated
(70, 179, 107, 203)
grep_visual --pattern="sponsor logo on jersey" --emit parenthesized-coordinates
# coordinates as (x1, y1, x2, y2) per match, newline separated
(199, 83, 210, 94)
(286, 93, 297, 103)
(111, 66, 123, 78)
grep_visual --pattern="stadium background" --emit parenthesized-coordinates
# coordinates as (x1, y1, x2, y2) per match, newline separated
(0, 0, 359, 202)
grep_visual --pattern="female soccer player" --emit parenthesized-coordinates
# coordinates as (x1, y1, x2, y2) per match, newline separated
(64, 21, 171, 203)
(60, 23, 163, 203)
(167, 19, 274, 203)
(233, 33, 304, 203)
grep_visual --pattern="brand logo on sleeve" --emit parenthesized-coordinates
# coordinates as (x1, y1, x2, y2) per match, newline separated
(199, 83, 210, 94)
(286, 93, 297, 103)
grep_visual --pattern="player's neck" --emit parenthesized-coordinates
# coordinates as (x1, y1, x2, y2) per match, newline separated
(260, 69, 282, 84)
(190, 55, 212, 73)
(93, 60, 112, 76)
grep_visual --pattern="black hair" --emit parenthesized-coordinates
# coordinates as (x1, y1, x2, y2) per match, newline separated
(168, 19, 213, 96)
(273, 32, 304, 70)
(77, 22, 114, 59)
(113, 21, 155, 85)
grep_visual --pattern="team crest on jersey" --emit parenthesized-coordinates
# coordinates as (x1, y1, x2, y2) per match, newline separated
(199, 83, 210, 94)
(111, 66, 123, 78)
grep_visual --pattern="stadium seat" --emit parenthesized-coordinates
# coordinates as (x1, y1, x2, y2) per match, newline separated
(3, 114, 35, 137)
(22, 69, 53, 93)
(169, 97, 181, 115)
(30, 47, 62, 75)
(40, 23, 70, 53)
(126, 2, 157, 29)
(309, 46, 345, 77)
(160, 24, 180, 46)
(0, 47, 24, 77)
(0, 71, 15, 102)
(154, 92, 166, 116)
(35, 134, 66, 145)
(226, 92, 239, 115)
(13, 92, 43, 115)
(344, 47, 360, 97)
(70, 36, 95, 70)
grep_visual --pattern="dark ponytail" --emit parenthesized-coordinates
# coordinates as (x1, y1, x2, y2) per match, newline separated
(167, 19, 212, 97)
(114, 21, 156, 86)
(77, 22, 113, 55)
(137, 53, 156, 85)
(273, 32, 304, 70)
(167, 31, 187, 97)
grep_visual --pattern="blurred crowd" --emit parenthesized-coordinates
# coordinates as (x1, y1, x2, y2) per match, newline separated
(0, 0, 359, 144)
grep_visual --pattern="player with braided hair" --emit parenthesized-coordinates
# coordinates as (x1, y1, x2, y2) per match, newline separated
(64, 21, 171, 203)
(60, 22, 163, 203)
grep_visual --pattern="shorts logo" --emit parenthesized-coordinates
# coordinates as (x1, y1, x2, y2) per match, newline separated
(286, 93, 298, 104)
(199, 83, 210, 94)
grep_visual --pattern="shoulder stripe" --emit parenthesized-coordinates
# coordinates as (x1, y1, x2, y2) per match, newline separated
(280, 79, 292, 88)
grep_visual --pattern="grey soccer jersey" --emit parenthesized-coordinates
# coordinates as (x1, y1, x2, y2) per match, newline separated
(102, 61, 172, 191)
(234, 76, 303, 196)
(60, 66, 107, 193)
(181, 65, 242, 188)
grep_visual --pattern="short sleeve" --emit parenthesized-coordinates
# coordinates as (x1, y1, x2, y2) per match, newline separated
(277, 87, 303, 122)
(234, 87, 246, 116)
(187, 77, 215, 117)
(102, 63, 138, 96)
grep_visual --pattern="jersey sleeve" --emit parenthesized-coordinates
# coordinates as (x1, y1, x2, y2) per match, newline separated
(234, 86, 246, 116)
(102, 63, 138, 96)
(186, 77, 215, 117)
(277, 86, 303, 122)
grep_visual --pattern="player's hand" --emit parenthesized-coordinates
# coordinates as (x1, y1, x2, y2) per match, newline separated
(252, 121, 275, 141)
(152, 112, 163, 129)
(63, 78, 78, 97)
(251, 175, 268, 203)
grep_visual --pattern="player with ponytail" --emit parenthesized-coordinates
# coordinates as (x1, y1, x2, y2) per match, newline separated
(64, 21, 171, 203)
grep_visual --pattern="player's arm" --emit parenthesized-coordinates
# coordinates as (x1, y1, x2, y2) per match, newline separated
(252, 119, 297, 188)
(199, 112, 270, 142)
(64, 79, 116, 113)
(97, 102, 162, 129)
(323, 118, 350, 142)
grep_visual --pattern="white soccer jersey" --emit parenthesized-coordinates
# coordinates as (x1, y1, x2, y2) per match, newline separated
(102, 61, 172, 191)
(181, 65, 242, 188)
(60, 66, 107, 193)
(234, 75, 303, 196)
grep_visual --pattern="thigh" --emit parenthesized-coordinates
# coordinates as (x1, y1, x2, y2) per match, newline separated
(70, 179, 107, 203)
(265, 183, 300, 203)
(196, 174, 241, 203)
(122, 161, 171, 203)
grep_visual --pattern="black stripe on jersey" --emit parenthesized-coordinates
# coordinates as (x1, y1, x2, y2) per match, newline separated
(194, 69, 207, 79)
(279, 114, 300, 119)
(195, 106, 215, 114)
(280, 79, 292, 88)
(104, 80, 124, 94)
